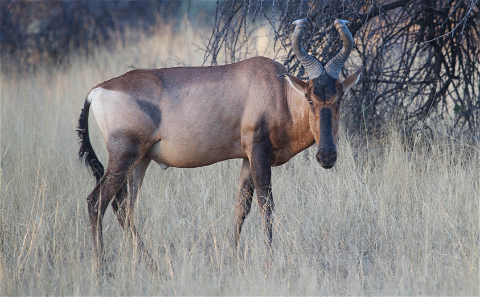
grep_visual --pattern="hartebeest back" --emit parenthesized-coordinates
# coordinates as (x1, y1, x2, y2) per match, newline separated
(78, 19, 362, 269)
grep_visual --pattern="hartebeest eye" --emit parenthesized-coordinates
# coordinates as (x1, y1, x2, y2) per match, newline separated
(308, 100, 314, 105)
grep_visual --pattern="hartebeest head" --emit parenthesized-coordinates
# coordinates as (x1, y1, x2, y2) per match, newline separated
(284, 19, 362, 169)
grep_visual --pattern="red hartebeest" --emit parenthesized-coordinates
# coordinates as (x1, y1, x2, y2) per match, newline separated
(78, 19, 362, 268)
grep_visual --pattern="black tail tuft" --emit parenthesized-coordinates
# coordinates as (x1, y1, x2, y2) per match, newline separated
(78, 98, 104, 183)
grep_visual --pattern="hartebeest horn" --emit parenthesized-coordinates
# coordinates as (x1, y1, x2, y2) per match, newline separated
(324, 19, 353, 79)
(291, 19, 324, 79)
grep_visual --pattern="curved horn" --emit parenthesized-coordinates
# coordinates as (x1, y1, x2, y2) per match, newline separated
(291, 19, 324, 79)
(324, 19, 354, 79)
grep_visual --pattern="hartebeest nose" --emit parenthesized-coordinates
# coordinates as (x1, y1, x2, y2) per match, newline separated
(316, 147, 337, 169)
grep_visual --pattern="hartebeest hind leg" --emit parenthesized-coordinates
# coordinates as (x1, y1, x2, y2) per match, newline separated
(86, 149, 143, 269)
(111, 157, 155, 268)
(233, 159, 255, 248)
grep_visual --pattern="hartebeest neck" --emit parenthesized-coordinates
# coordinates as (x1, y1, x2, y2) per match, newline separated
(285, 84, 316, 155)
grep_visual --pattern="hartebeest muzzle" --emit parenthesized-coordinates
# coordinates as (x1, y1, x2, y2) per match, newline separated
(316, 108, 337, 169)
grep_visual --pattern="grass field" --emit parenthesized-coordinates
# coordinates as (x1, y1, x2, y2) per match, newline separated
(1, 21, 478, 295)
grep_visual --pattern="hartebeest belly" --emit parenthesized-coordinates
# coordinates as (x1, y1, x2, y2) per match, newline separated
(79, 19, 362, 270)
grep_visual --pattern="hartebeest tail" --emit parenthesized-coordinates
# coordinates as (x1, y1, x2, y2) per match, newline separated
(77, 97, 104, 183)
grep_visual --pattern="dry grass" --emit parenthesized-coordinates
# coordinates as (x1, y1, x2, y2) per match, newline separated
(0, 20, 478, 295)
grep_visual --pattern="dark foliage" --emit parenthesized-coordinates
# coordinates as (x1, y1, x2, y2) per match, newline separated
(0, 0, 186, 71)
(205, 0, 480, 137)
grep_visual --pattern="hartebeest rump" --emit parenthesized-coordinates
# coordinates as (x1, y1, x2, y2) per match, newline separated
(78, 19, 362, 268)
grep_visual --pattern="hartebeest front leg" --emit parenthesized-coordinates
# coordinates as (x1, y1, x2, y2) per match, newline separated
(249, 140, 275, 252)
(233, 159, 255, 248)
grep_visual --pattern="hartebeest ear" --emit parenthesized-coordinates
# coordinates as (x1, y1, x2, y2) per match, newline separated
(283, 73, 308, 96)
(340, 65, 363, 94)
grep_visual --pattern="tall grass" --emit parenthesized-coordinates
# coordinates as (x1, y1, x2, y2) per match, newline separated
(1, 20, 478, 295)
